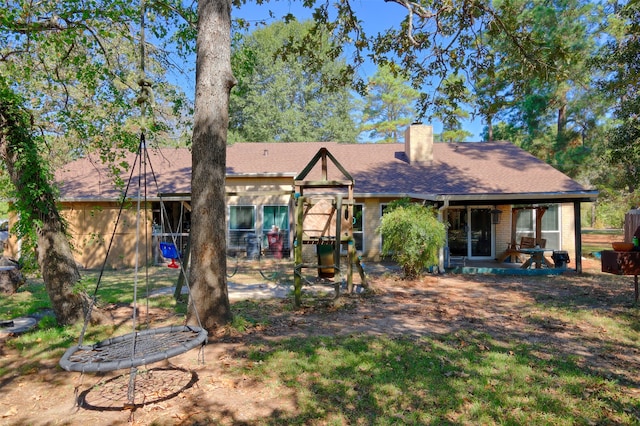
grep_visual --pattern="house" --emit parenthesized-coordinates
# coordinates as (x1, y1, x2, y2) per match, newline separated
(6, 124, 598, 271)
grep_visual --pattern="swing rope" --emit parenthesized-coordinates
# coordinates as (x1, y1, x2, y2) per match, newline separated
(77, 148, 144, 346)
(59, 0, 206, 377)
(60, 135, 207, 374)
(138, 136, 205, 329)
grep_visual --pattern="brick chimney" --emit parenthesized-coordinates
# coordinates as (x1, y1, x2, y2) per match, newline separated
(404, 123, 433, 164)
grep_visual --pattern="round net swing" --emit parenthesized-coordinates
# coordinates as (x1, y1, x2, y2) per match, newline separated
(58, 5, 206, 416)
(58, 133, 208, 375)
(59, 325, 207, 373)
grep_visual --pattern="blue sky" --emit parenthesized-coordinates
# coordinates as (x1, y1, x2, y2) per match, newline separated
(231, 0, 485, 141)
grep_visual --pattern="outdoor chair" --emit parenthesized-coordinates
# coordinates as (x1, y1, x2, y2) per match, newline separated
(517, 236, 546, 250)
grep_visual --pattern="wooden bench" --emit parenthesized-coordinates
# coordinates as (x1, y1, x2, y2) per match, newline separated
(518, 236, 546, 250)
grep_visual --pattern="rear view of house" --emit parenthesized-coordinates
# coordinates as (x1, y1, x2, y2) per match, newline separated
(4, 124, 596, 272)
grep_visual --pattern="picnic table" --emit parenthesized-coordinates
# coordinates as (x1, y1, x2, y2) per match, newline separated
(519, 247, 555, 269)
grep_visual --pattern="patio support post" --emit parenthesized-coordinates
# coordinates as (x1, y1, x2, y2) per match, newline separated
(335, 195, 343, 295)
(574, 201, 582, 273)
(510, 209, 518, 248)
(293, 195, 306, 307)
(535, 207, 546, 246)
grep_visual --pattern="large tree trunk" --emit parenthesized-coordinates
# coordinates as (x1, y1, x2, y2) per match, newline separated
(0, 81, 91, 326)
(36, 215, 87, 325)
(186, 0, 234, 331)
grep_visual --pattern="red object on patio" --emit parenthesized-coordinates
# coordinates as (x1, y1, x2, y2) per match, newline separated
(266, 231, 284, 259)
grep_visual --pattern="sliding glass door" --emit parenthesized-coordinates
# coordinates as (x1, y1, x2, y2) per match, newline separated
(446, 207, 494, 259)
(470, 208, 492, 257)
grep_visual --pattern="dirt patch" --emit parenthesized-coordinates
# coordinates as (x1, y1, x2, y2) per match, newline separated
(582, 231, 624, 246)
(2, 259, 639, 425)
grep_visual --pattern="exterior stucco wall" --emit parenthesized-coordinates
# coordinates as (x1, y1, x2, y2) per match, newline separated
(493, 205, 512, 257)
(8, 196, 579, 270)
(362, 198, 381, 260)
(61, 202, 153, 269)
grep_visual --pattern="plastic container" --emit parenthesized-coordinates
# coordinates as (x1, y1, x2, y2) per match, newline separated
(245, 233, 260, 259)
(551, 251, 570, 268)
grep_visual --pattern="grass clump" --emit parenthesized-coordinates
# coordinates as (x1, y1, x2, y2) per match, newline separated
(0, 267, 186, 362)
(240, 332, 639, 425)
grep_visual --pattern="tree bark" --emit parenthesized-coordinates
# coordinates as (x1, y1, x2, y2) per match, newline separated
(187, 0, 234, 331)
(0, 83, 91, 325)
(36, 215, 87, 324)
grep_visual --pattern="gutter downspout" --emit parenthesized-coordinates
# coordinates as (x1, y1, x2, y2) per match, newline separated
(438, 198, 450, 272)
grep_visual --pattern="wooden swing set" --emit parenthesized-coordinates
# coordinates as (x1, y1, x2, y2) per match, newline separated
(292, 148, 367, 306)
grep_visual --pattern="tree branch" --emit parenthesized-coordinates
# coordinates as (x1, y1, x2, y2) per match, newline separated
(152, 0, 198, 31)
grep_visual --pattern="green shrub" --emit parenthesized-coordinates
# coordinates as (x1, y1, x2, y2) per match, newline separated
(377, 202, 446, 278)
(593, 193, 631, 229)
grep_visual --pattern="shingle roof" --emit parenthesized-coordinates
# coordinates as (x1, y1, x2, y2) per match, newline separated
(56, 149, 193, 201)
(55, 141, 597, 203)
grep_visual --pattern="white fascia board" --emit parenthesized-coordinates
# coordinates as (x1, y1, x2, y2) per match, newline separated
(433, 191, 599, 202)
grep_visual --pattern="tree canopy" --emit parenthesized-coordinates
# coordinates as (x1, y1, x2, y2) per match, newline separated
(599, 0, 640, 195)
(475, 0, 600, 167)
(358, 64, 420, 143)
(229, 20, 357, 142)
(0, 0, 193, 324)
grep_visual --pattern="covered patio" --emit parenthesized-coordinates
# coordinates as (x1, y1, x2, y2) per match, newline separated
(437, 193, 596, 275)
(445, 257, 568, 276)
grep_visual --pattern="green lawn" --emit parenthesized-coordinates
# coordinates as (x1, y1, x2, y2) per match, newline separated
(1, 267, 639, 424)
(238, 332, 634, 425)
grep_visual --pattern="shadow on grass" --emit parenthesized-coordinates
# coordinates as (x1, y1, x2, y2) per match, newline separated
(171, 331, 640, 425)
(3, 265, 640, 424)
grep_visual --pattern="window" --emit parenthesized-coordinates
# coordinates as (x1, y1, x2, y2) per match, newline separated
(541, 205, 560, 249)
(262, 206, 289, 232)
(229, 205, 255, 249)
(446, 208, 468, 257)
(470, 208, 492, 257)
(515, 205, 560, 250)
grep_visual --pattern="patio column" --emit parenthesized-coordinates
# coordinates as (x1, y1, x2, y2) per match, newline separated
(574, 201, 582, 273)
(535, 207, 546, 246)
(510, 209, 518, 247)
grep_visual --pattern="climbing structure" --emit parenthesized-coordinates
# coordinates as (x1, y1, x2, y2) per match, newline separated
(292, 148, 366, 306)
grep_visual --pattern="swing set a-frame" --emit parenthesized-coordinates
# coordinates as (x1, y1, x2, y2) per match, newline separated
(292, 147, 367, 306)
